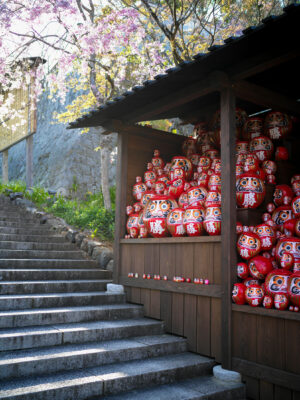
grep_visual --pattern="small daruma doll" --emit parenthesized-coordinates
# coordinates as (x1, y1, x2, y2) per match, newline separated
(167, 208, 186, 237)
(187, 186, 208, 207)
(243, 116, 264, 140)
(253, 223, 276, 251)
(203, 206, 221, 235)
(262, 160, 277, 176)
(182, 137, 197, 158)
(264, 111, 292, 140)
(208, 173, 221, 192)
(151, 149, 164, 171)
(288, 272, 300, 307)
(232, 283, 246, 305)
(205, 190, 221, 208)
(263, 295, 274, 309)
(273, 184, 294, 207)
(236, 173, 265, 209)
(280, 252, 294, 270)
(274, 293, 289, 310)
(265, 269, 292, 297)
(237, 262, 249, 279)
(248, 256, 273, 280)
(237, 232, 261, 260)
(132, 176, 147, 201)
(183, 205, 205, 237)
(126, 213, 139, 238)
(245, 284, 264, 307)
(170, 156, 193, 181)
(292, 196, 300, 217)
(143, 195, 178, 238)
(249, 136, 274, 162)
(272, 206, 294, 232)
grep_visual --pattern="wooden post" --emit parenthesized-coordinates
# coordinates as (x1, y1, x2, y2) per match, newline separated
(26, 135, 33, 188)
(2, 150, 9, 183)
(220, 86, 236, 370)
(113, 132, 128, 283)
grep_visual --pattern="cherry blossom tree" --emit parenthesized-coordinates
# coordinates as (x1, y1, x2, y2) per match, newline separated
(0, 0, 166, 209)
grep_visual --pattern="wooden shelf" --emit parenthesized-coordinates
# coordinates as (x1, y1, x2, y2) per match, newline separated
(120, 276, 222, 298)
(120, 236, 221, 244)
(232, 303, 300, 321)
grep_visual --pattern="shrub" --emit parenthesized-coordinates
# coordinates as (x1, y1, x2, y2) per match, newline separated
(0, 181, 115, 242)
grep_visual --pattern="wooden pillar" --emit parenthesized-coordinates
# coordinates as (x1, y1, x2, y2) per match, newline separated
(2, 150, 9, 183)
(113, 132, 128, 283)
(26, 135, 33, 188)
(220, 87, 236, 370)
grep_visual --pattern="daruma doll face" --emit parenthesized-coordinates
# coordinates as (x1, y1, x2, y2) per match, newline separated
(237, 232, 261, 260)
(249, 136, 273, 161)
(288, 273, 300, 307)
(245, 285, 264, 307)
(265, 269, 291, 296)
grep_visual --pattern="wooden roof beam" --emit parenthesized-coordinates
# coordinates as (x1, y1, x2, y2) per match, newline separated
(124, 71, 228, 124)
(233, 80, 300, 116)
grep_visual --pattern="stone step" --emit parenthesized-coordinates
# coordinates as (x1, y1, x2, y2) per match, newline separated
(0, 304, 143, 329)
(0, 334, 186, 380)
(0, 268, 111, 281)
(0, 318, 164, 351)
(0, 227, 54, 235)
(0, 259, 98, 269)
(0, 291, 125, 311)
(0, 279, 111, 295)
(0, 353, 214, 400)
(0, 234, 66, 243)
(0, 216, 41, 223)
(0, 241, 76, 251)
(0, 249, 86, 260)
(100, 375, 245, 400)
(0, 221, 46, 228)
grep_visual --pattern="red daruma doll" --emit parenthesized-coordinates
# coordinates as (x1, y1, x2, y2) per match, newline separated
(237, 232, 261, 260)
(143, 195, 178, 238)
(132, 177, 147, 201)
(253, 223, 276, 251)
(236, 173, 265, 209)
(265, 269, 291, 297)
(248, 256, 273, 280)
(167, 208, 186, 237)
(245, 284, 264, 307)
(183, 205, 205, 236)
(204, 206, 221, 235)
(288, 272, 300, 307)
(232, 283, 246, 305)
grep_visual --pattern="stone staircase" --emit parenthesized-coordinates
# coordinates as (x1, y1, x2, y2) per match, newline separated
(0, 195, 245, 399)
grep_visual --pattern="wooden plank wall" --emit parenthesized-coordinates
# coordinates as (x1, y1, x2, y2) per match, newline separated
(232, 307, 300, 399)
(120, 240, 222, 361)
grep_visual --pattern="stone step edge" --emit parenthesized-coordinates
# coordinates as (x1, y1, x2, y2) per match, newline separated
(0, 335, 187, 380)
(0, 352, 214, 399)
(100, 375, 245, 400)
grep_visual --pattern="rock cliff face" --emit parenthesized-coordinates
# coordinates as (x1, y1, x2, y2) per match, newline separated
(0, 89, 117, 196)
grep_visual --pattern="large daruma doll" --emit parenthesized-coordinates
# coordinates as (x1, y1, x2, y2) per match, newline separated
(143, 195, 178, 238)
(265, 269, 292, 297)
(236, 172, 265, 209)
(275, 237, 300, 272)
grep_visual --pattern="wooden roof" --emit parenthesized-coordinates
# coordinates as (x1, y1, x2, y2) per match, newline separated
(69, 3, 300, 130)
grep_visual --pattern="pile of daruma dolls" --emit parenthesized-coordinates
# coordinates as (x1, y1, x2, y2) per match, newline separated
(125, 108, 300, 310)
(230, 110, 300, 312)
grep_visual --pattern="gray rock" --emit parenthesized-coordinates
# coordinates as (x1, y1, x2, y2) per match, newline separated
(66, 229, 78, 243)
(91, 246, 104, 260)
(87, 240, 99, 256)
(98, 248, 113, 268)
(106, 259, 114, 272)
(106, 283, 124, 294)
(80, 238, 89, 252)
(75, 233, 86, 247)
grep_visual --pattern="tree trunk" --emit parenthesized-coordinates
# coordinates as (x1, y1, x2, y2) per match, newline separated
(100, 145, 112, 210)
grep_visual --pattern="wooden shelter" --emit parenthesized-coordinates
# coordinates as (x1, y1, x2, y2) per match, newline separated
(70, 4, 300, 399)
